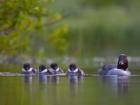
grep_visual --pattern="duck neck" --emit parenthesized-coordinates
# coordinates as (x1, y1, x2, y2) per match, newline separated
(22, 67, 33, 72)
(68, 68, 78, 73)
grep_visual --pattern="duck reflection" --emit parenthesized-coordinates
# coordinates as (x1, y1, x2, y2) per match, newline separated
(38, 74, 48, 84)
(68, 75, 83, 83)
(51, 76, 60, 84)
(23, 74, 33, 84)
(101, 76, 129, 95)
(117, 76, 128, 95)
(68, 75, 83, 96)
(38, 74, 60, 84)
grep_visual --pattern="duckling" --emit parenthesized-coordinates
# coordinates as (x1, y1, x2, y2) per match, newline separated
(22, 63, 36, 74)
(38, 65, 51, 75)
(49, 63, 64, 74)
(67, 64, 85, 77)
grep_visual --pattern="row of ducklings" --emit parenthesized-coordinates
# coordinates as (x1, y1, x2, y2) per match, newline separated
(22, 63, 85, 76)
(22, 54, 131, 76)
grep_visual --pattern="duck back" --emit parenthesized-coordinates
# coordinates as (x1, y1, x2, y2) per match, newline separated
(98, 64, 116, 75)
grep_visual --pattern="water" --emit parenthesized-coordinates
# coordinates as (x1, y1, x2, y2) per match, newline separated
(0, 74, 140, 105)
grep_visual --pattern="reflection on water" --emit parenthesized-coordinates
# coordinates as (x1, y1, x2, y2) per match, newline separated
(38, 74, 60, 84)
(68, 75, 83, 96)
(51, 76, 60, 84)
(1, 74, 140, 105)
(38, 74, 48, 84)
(22, 75, 35, 105)
(101, 76, 129, 95)
(23, 74, 33, 83)
(117, 77, 128, 95)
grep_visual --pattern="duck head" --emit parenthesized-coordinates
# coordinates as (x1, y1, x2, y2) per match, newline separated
(39, 65, 46, 72)
(69, 64, 77, 71)
(50, 63, 58, 70)
(23, 63, 31, 71)
(117, 54, 128, 71)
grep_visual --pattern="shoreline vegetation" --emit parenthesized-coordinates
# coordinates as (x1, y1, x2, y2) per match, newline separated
(1, 0, 140, 57)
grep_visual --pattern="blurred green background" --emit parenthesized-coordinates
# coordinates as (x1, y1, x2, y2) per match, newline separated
(0, 0, 140, 72)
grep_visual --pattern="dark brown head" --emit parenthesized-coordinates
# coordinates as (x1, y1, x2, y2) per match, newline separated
(50, 63, 58, 70)
(23, 63, 31, 70)
(69, 64, 77, 71)
(117, 54, 128, 70)
(39, 65, 46, 72)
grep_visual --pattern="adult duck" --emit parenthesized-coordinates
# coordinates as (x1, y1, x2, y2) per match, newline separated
(22, 63, 36, 74)
(98, 54, 131, 76)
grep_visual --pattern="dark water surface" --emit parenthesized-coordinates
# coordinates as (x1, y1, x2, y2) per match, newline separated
(0, 75, 140, 105)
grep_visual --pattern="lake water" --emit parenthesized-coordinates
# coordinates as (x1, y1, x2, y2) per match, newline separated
(0, 74, 140, 105)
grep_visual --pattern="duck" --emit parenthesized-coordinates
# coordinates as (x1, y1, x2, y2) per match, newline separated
(22, 63, 36, 74)
(38, 65, 51, 75)
(98, 64, 116, 75)
(49, 63, 64, 75)
(98, 54, 131, 76)
(66, 64, 85, 77)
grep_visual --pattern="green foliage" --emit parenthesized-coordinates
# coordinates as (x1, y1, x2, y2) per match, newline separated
(1, 0, 140, 58)
(0, 0, 71, 56)
(0, 0, 46, 32)
(0, 31, 29, 55)
(81, 0, 138, 7)
(48, 24, 69, 54)
(0, 0, 48, 55)
(50, 0, 140, 56)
